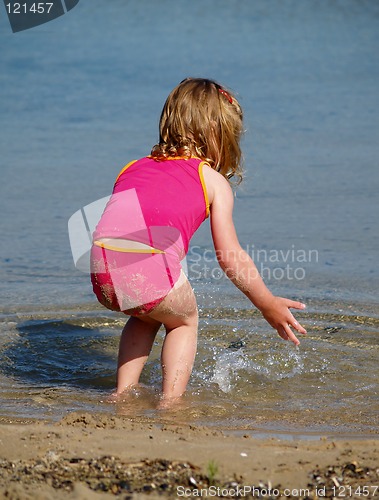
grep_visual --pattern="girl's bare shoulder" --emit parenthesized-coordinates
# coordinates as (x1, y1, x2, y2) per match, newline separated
(202, 163, 232, 206)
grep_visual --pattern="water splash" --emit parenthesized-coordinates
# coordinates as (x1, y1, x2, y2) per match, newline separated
(211, 349, 249, 393)
(211, 345, 305, 393)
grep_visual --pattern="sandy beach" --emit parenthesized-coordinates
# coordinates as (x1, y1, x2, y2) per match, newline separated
(0, 412, 378, 499)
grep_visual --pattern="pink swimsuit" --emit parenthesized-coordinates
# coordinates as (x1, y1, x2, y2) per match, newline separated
(90, 156, 209, 315)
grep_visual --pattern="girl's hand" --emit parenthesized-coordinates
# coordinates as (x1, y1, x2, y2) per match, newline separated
(259, 297, 307, 346)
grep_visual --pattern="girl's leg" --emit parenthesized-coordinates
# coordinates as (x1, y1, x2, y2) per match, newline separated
(148, 276, 198, 400)
(116, 315, 161, 394)
(160, 317, 198, 399)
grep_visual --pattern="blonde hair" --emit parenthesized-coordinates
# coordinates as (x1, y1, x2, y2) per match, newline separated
(151, 78, 244, 183)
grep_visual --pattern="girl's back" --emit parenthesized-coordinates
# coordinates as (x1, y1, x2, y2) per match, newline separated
(110, 156, 209, 255)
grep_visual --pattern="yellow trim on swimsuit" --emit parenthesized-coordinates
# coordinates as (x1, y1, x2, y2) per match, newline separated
(146, 155, 202, 161)
(198, 161, 210, 218)
(115, 160, 138, 183)
(93, 240, 165, 254)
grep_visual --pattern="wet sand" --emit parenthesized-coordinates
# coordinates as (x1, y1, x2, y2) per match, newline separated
(0, 412, 378, 499)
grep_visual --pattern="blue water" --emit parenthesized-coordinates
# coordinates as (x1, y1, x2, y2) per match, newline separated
(0, 0, 378, 435)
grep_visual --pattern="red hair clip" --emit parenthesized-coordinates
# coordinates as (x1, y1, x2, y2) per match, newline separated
(218, 88, 233, 104)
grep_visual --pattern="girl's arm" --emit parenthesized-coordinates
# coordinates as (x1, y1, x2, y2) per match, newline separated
(203, 166, 307, 346)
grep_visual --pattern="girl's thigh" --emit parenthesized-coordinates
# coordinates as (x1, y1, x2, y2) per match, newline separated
(147, 272, 198, 329)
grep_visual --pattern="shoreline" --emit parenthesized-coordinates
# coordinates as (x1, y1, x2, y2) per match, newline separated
(1, 411, 378, 442)
(0, 412, 378, 499)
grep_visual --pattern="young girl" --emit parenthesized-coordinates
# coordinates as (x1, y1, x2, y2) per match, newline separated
(91, 78, 307, 403)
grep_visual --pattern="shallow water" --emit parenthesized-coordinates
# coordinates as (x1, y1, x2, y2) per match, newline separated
(0, 0, 378, 436)
(0, 298, 377, 437)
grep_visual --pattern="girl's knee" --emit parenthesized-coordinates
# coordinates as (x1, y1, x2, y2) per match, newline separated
(163, 307, 198, 331)
(186, 306, 199, 326)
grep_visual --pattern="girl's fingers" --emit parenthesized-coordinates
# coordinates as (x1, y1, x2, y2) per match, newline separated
(278, 327, 289, 341)
(286, 299, 306, 310)
(278, 324, 301, 346)
(271, 297, 307, 345)
(283, 325, 300, 346)
(290, 318, 307, 334)
(285, 299, 307, 334)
